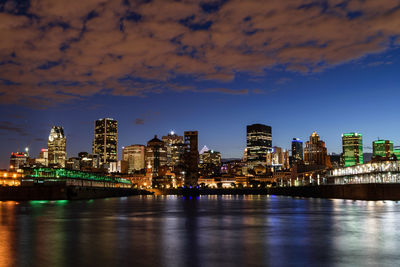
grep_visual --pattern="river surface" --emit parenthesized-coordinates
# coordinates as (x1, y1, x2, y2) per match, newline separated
(1, 195, 400, 267)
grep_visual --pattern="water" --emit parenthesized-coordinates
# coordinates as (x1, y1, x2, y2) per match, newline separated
(1, 195, 400, 267)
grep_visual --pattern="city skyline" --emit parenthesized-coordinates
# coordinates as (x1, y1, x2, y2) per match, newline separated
(3, 117, 400, 169)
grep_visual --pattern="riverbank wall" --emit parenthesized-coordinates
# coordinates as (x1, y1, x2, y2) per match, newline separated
(152, 184, 400, 200)
(268, 183, 400, 200)
(0, 185, 152, 201)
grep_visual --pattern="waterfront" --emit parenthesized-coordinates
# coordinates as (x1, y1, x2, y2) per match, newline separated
(1, 196, 400, 267)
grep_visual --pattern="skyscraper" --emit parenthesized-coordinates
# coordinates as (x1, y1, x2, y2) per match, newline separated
(184, 131, 199, 186)
(146, 135, 167, 175)
(48, 126, 66, 168)
(246, 124, 272, 168)
(342, 133, 363, 167)
(92, 118, 118, 165)
(373, 140, 393, 159)
(291, 138, 303, 162)
(122, 145, 146, 173)
(304, 132, 331, 168)
(162, 131, 184, 168)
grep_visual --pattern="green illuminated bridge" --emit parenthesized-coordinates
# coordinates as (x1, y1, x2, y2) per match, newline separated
(23, 168, 132, 188)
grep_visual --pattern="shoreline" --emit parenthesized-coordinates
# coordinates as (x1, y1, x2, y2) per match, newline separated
(2, 183, 400, 201)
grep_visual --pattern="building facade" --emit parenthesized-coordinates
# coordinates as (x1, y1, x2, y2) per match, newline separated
(373, 140, 393, 159)
(10, 152, 28, 170)
(266, 146, 290, 170)
(162, 132, 184, 168)
(92, 118, 118, 166)
(342, 133, 363, 167)
(246, 124, 272, 168)
(291, 138, 303, 162)
(146, 135, 167, 176)
(48, 126, 67, 168)
(303, 132, 331, 168)
(122, 145, 146, 173)
(184, 131, 199, 186)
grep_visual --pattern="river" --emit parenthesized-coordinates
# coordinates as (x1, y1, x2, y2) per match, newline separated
(1, 195, 400, 267)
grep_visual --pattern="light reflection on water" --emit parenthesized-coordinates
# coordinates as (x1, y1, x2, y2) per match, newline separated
(1, 196, 400, 267)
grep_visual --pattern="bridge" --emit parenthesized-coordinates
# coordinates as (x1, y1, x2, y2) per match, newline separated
(329, 161, 400, 184)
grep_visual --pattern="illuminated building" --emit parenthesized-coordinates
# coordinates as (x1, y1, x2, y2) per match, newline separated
(0, 171, 22, 186)
(184, 131, 199, 186)
(291, 138, 303, 162)
(199, 147, 221, 165)
(342, 133, 363, 167)
(266, 146, 290, 170)
(304, 132, 331, 168)
(122, 145, 146, 173)
(395, 149, 400, 159)
(37, 148, 48, 166)
(92, 118, 118, 165)
(66, 157, 80, 170)
(242, 147, 248, 162)
(9, 152, 28, 170)
(79, 152, 100, 170)
(246, 124, 272, 168)
(199, 148, 221, 177)
(373, 140, 393, 159)
(146, 135, 167, 175)
(162, 132, 184, 168)
(48, 126, 66, 168)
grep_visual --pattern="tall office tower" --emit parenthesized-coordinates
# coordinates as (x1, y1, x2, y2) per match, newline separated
(48, 126, 67, 168)
(304, 132, 331, 168)
(122, 145, 146, 173)
(291, 138, 303, 162)
(246, 124, 272, 168)
(373, 140, 393, 159)
(162, 131, 184, 167)
(146, 135, 167, 175)
(92, 118, 118, 165)
(342, 133, 363, 167)
(266, 147, 290, 170)
(184, 131, 199, 186)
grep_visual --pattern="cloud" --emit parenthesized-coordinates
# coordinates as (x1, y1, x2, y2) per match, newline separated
(275, 77, 292, 85)
(0, 0, 400, 106)
(195, 87, 249, 95)
(0, 121, 28, 136)
(135, 118, 144, 125)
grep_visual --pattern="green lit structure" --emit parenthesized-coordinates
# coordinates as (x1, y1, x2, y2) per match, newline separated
(342, 133, 363, 167)
(373, 140, 393, 159)
(24, 168, 132, 186)
(395, 149, 400, 160)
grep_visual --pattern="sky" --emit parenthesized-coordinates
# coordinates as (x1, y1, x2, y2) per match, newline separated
(1, 0, 400, 168)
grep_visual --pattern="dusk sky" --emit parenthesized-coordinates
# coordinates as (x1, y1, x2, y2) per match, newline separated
(1, 0, 400, 168)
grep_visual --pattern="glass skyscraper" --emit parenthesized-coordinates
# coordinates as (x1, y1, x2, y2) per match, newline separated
(291, 138, 303, 162)
(48, 126, 66, 168)
(373, 140, 393, 158)
(246, 124, 272, 168)
(342, 133, 363, 167)
(92, 118, 118, 165)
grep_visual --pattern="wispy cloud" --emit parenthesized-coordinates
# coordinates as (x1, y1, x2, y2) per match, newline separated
(135, 118, 145, 125)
